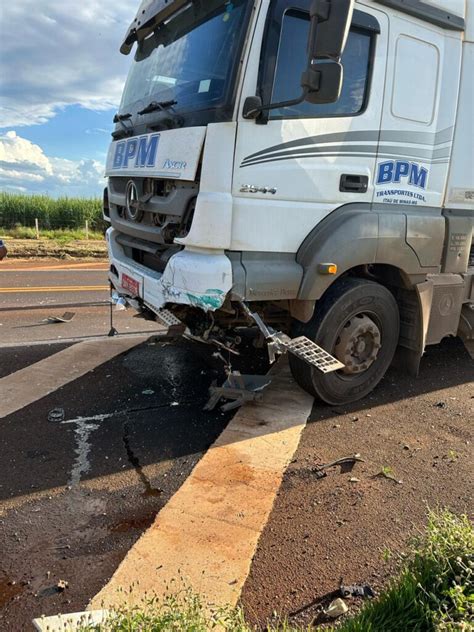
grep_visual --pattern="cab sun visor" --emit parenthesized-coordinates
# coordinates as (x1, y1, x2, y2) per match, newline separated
(120, 0, 193, 54)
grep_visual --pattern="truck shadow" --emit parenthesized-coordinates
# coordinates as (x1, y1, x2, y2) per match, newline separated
(308, 336, 473, 423)
(0, 336, 471, 503)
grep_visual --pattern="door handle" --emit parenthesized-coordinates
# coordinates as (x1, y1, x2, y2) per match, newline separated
(340, 174, 369, 193)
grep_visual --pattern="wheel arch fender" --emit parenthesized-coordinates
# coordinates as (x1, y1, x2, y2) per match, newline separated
(296, 203, 444, 301)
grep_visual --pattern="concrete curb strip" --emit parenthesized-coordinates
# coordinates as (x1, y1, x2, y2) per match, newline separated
(32, 610, 109, 631)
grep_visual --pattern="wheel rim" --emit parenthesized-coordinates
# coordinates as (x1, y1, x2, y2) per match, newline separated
(334, 313, 382, 375)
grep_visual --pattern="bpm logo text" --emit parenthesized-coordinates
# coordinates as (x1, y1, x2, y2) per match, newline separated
(376, 160, 428, 189)
(112, 134, 160, 169)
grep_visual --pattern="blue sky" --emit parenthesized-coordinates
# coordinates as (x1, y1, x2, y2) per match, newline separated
(0, 0, 138, 197)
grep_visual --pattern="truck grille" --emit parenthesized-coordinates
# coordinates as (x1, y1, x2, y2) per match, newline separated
(108, 176, 198, 245)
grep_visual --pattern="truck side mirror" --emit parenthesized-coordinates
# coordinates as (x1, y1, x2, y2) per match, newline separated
(308, 0, 353, 60)
(302, 0, 353, 104)
(301, 62, 343, 104)
(242, 0, 354, 119)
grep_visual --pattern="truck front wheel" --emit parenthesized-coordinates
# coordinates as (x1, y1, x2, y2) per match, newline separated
(289, 278, 400, 405)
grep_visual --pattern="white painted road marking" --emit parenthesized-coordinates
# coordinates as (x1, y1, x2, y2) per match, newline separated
(0, 336, 149, 420)
(90, 360, 314, 611)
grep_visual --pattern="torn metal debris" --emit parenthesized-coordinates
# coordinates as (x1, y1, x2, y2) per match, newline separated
(320, 454, 365, 470)
(240, 301, 344, 372)
(313, 454, 364, 479)
(205, 371, 272, 412)
(340, 582, 375, 599)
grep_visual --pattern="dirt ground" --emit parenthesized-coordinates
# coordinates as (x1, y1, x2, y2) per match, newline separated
(4, 239, 107, 259)
(241, 337, 473, 628)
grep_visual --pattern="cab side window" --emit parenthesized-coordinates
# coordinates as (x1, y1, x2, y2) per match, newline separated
(271, 10, 373, 119)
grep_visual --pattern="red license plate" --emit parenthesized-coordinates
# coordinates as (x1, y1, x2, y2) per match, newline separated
(122, 273, 140, 297)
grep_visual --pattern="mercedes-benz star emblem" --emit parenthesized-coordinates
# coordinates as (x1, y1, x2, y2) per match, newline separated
(125, 180, 141, 222)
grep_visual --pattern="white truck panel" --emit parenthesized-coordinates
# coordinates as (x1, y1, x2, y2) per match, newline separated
(445, 42, 474, 209)
(105, 127, 206, 181)
(232, 3, 389, 253)
(108, 229, 232, 311)
(176, 123, 236, 250)
(375, 12, 461, 208)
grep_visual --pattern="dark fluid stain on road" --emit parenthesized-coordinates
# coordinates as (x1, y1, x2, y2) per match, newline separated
(109, 510, 157, 533)
(122, 419, 164, 498)
(0, 576, 23, 609)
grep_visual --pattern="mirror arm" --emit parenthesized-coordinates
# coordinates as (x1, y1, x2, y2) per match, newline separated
(243, 90, 309, 120)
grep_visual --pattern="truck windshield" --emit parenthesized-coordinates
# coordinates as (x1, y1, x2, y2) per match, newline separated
(120, 0, 250, 116)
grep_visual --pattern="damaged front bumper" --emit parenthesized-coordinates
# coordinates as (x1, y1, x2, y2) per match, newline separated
(107, 228, 233, 313)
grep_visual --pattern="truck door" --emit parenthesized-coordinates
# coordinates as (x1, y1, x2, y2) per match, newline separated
(232, 1, 388, 253)
(374, 14, 461, 209)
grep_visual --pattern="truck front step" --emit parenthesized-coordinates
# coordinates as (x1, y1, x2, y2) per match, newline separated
(285, 336, 345, 374)
(143, 302, 186, 334)
(240, 301, 344, 374)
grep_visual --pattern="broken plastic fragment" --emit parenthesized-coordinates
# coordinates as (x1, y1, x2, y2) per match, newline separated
(48, 408, 65, 423)
(46, 312, 76, 324)
(326, 598, 348, 618)
(115, 297, 127, 311)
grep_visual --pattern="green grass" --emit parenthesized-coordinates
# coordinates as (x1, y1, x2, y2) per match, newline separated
(0, 192, 103, 231)
(1, 226, 104, 243)
(79, 511, 473, 632)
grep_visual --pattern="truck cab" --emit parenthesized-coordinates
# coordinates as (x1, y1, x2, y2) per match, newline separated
(105, 0, 473, 405)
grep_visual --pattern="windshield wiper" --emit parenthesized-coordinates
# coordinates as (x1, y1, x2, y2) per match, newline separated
(112, 112, 133, 139)
(138, 100, 178, 115)
(113, 112, 132, 123)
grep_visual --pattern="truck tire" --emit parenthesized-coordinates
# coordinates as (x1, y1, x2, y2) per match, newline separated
(289, 277, 400, 405)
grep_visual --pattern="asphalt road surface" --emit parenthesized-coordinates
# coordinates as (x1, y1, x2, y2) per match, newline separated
(0, 260, 110, 308)
(0, 259, 160, 345)
(0, 337, 241, 629)
(0, 260, 268, 629)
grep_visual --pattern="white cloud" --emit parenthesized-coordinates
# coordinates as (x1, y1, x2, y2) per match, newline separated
(0, 131, 105, 197)
(0, 0, 137, 128)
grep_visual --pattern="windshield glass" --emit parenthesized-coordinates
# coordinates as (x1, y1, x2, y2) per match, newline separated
(120, 0, 250, 114)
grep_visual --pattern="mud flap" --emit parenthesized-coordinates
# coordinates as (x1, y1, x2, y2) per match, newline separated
(392, 281, 433, 377)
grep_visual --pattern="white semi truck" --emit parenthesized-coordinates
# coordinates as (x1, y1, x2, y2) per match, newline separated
(105, 0, 473, 405)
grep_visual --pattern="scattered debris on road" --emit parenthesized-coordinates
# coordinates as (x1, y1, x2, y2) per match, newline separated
(313, 453, 365, 479)
(56, 579, 69, 592)
(320, 454, 365, 470)
(46, 311, 76, 324)
(325, 597, 348, 618)
(47, 407, 65, 423)
(377, 465, 403, 484)
(340, 581, 375, 599)
(205, 371, 272, 412)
